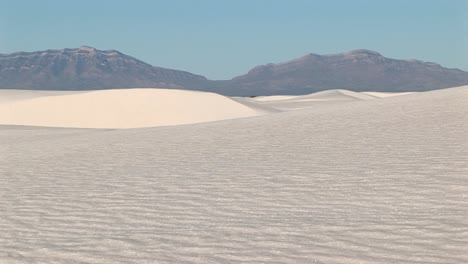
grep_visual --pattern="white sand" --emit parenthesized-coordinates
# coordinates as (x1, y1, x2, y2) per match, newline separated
(362, 91, 416, 98)
(252, 95, 297, 101)
(0, 88, 261, 129)
(252, 90, 417, 111)
(253, 89, 376, 103)
(253, 89, 381, 111)
(290, 89, 377, 101)
(0, 89, 91, 104)
(1, 86, 467, 263)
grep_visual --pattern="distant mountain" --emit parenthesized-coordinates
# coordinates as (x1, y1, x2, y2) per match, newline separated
(218, 49, 468, 96)
(1, 47, 468, 96)
(0, 46, 207, 90)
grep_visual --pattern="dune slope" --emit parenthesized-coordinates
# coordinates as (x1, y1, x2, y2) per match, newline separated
(0, 88, 261, 128)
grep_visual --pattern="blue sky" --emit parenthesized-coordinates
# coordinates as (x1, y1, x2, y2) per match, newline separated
(1, 0, 467, 79)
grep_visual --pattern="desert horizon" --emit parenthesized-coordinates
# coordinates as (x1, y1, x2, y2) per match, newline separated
(1, 0, 467, 263)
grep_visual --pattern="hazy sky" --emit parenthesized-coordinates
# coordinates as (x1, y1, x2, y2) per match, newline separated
(1, 0, 467, 79)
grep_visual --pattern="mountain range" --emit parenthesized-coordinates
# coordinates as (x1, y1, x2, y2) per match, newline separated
(0, 46, 207, 91)
(1, 46, 468, 96)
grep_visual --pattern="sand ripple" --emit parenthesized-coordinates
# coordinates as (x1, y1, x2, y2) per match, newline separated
(1, 87, 467, 263)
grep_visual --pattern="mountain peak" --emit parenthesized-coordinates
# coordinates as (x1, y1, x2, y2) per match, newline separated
(78, 46, 97, 52)
(344, 49, 382, 56)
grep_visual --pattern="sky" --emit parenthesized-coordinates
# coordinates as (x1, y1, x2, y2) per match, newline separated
(1, 0, 467, 79)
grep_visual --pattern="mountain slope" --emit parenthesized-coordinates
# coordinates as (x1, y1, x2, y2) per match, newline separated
(220, 49, 468, 96)
(0, 46, 207, 90)
(2, 47, 468, 96)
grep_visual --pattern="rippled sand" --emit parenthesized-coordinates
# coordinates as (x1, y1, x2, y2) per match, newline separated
(1, 86, 467, 263)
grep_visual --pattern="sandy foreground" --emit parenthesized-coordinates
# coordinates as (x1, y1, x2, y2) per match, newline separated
(0, 86, 467, 263)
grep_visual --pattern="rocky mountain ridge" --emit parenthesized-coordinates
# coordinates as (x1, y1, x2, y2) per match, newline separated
(1, 47, 468, 96)
(0, 46, 207, 90)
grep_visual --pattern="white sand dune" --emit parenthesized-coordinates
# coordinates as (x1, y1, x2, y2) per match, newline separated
(288, 89, 377, 101)
(229, 96, 283, 113)
(0, 88, 261, 129)
(253, 89, 380, 111)
(1, 86, 467, 263)
(362, 91, 416, 98)
(253, 89, 417, 109)
(253, 89, 376, 103)
(253, 95, 297, 102)
(0, 89, 90, 104)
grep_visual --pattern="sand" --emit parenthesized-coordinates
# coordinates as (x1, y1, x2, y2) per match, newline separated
(253, 89, 378, 111)
(1, 86, 467, 263)
(0, 88, 261, 129)
(362, 91, 416, 98)
(252, 95, 297, 102)
(0, 89, 91, 104)
(253, 89, 376, 103)
(0, 89, 418, 129)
